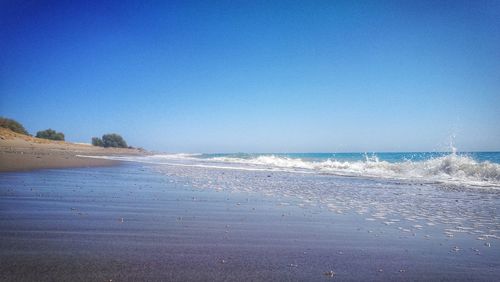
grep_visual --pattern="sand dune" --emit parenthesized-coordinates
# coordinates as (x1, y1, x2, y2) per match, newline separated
(0, 128, 147, 172)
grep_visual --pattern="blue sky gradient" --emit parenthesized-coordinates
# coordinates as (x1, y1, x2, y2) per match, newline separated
(1, 0, 499, 152)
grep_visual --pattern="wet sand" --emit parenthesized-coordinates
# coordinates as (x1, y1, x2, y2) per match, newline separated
(0, 128, 146, 172)
(0, 164, 498, 281)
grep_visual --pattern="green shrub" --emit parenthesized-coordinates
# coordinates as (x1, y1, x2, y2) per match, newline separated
(91, 133, 128, 148)
(91, 137, 104, 147)
(36, 129, 65, 141)
(0, 117, 29, 135)
(102, 133, 127, 148)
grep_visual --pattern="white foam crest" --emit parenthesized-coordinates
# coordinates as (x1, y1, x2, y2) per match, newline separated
(148, 153, 201, 160)
(208, 154, 500, 187)
(211, 155, 317, 169)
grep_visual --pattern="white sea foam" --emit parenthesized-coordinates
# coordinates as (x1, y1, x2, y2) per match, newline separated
(200, 154, 500, 187)
(78, 152, 500, 188)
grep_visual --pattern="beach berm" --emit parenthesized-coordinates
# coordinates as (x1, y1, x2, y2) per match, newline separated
(0, 128, 146, 172)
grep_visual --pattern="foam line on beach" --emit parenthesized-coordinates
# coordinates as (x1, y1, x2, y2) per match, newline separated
(77, 153, 500, 189)
(76, 155, 315, 174)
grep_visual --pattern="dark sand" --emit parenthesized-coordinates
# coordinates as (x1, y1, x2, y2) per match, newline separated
(1, 164, 498, 281)
(0, 128, 146, 172)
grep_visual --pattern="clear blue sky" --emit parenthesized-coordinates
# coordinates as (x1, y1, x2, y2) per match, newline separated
(1, 0, 499, 152)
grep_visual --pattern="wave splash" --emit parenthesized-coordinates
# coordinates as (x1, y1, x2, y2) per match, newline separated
(192, 153, 500, 187)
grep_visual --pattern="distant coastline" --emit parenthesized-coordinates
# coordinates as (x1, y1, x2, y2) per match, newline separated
(0, 128, 148, 172)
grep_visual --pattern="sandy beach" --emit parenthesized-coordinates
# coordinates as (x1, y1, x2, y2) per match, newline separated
(0, 128, 147, 172)
(1, 161, 499, 281)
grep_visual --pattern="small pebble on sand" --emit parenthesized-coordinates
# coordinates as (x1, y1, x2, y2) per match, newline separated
(324, 270, 335, 277)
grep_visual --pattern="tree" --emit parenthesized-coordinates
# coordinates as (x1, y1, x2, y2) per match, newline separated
(102, 133, 127, 148)
(36, 129, 65, 141)
(0, 117, 29, 135)
(91, 137, 104, 147)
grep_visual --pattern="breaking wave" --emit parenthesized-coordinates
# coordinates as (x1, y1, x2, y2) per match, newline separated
(79, 152, 500, 188)
(206, 154, 500, 186)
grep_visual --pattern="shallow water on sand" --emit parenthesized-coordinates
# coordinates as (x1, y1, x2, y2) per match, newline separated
(154, 162, 500, 242)
(0, 163, 499, 281)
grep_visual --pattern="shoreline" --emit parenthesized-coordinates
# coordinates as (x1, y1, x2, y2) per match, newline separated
(0, 128, 148, 172)
(1, 164, 498, 281)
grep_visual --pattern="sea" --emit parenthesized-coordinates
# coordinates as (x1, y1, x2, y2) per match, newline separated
(90, 151, 500, 188)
